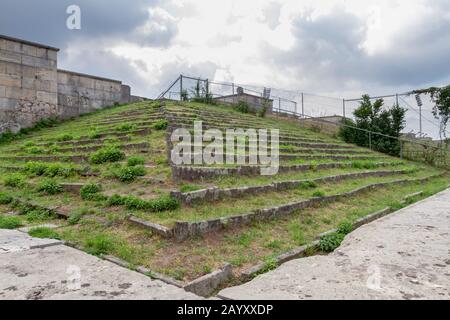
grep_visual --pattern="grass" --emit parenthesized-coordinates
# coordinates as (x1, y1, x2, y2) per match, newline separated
(0, 100, 447, 284)
(0, 216, 22, 229)
(29, 227, 61, 240)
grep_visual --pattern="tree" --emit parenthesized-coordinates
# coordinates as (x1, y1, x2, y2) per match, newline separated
(412, 86, 450, 143)
(339, 95, 406, 156)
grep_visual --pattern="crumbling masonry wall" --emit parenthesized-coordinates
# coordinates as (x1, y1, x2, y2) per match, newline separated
(0, 35, 132, 133)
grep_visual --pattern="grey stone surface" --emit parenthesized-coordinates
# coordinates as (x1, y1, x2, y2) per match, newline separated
(17, 224, 59, 234)
(0, 230, 199, 300)
(218, 188, 450, 300)
(184, 264, 233, 297)
(0, 229, 61, 254)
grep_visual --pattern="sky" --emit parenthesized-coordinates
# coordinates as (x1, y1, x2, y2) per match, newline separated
(1, 0, 449, 138)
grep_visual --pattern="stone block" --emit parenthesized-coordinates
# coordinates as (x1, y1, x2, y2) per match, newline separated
(0, 85, 5, 97)
(0, 39, 5, 50)
(35, 47, 47, 59)
(22, 55, 52, 69)
(0, 73, 21, 88)
(57, 71, 69, 85)
(4, 39, 22, 53)
(0, 50, 21, 64)
(36, 68, 57, 82)
(47, 49, 58, 61)
(36, 90, 57, 104)
(184, 264, 233, 297)
(22, 44, 37, 57)
(79, 76, 95, 89)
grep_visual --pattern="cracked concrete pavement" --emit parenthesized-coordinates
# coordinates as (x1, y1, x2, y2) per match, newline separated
(0, 230, 199, 300)
(218, 188, 450, 300)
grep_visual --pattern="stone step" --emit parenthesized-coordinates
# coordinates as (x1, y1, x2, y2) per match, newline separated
(171, 169, 408, 205)
(34, 136, 132, 147)
(171, 161, 400, 180)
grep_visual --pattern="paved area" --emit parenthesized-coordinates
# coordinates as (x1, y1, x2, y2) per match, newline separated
(219, 188, 450, 300)
(0, 230, 199, 300)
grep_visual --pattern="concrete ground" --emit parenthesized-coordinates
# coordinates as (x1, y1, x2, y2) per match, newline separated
(0, 230, 199, 300)
(219, 188, 450, 300)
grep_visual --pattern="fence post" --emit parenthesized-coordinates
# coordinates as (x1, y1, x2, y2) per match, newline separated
(232, 83, 235, 95)
(400, 140, 404, 160)
(342, 99, 346, 119)
(279, 97, 281, 115)
(179, 75, 183, 101)
(301, 93, 304, 118)
(396, 93, 399, 107)
(369, 132, 372, 150)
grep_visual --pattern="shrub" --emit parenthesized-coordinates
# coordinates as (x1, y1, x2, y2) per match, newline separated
(27, 146, 45, 154)
(312, 190, 325, 198)
(108, 194, 179, 212)
(0, 216, 22, 229)
(149, 196, 180, 212)
(127, 156, 145, 167)
(56, 134, 74, 142)
(84, 234, 114, 256)
(0, 193, 13, 205)
(28, 227, 60, 240)
(90, 146, 125, 164)
(153, 119, 168, 130)
(298, 181, 318, 190)
(234, 101, 250, 114)
(24, 161, 48, 176)
(337, 220, 353, 235)
(319, 232, 345, 252)
(80, 183, 103, 200)
(37, 179, 63, 195)
(89, 131, 101, 139)
(351, 161, 377, 170)
(4, 174, 25, 188)
(44, 164, 76, 178)
(114, 166, 146, 182)
(106, 194, 127, 207)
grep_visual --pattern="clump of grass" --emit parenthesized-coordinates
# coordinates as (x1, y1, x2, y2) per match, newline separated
(88, 131, 101, 139)
(127, 156, 145, 167)
(68, 211, 82, 225)
(153, 119, 168, 130)
(259, 257, 278, 274)
(27, 146, 46, 154)
(0, 216, 22, 229)
(90, 146, 125, 164)
(0, 192, 13, 205)
(312, 190, 326, 198)
(84, 234, 114, 256)
(37, 179, 63, 195)
(24, 162, 76, 178)
(80, 183, 104, 201)
(4, 174, 26, 188)
(56, 134, 74, 142)
(115, 123, 136, 132)
(352, 161, 377, 169)
(29, 227, 60, 240)
(180, 184, 203, 193)
(337, 220, 353, 235)
(117, 166, 146, 182)
(25, 208, 55, 223)
(298, 181, 318, 190)
(106, 194, 179, 212)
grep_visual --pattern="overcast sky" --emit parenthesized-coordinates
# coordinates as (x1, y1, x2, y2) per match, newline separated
(1, 0, 449, 137)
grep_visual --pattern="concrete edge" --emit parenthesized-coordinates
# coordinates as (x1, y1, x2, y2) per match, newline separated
(184, 264, 233, 297)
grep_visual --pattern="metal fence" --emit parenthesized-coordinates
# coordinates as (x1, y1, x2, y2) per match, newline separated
(158, 75, 449, 167)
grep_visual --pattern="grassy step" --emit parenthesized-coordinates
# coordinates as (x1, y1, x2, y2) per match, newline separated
(171, 169, 410, 205)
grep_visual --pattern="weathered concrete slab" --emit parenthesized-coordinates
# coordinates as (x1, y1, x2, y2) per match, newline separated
(0, 229, 61, 254)
(218, 188, 450, 300)
(0, 230, 199, 300)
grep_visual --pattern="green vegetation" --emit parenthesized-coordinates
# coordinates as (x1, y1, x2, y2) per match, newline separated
(0, 216, 22, 229)
(29, 227, 61, 240)
(90, 146, 126, 164)
(153, 119, 168, 130)
(37, 179, 63, 195)
(80, 183, 104, 201)
(127, 156, 146, 167)
(4, 174, 26, 188)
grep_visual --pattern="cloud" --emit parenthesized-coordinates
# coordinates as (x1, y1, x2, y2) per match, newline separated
(260, 2, 283, 29)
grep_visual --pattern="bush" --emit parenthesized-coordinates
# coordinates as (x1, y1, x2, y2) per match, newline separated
(90, 146, 125, 164)
(24, 161, 48, 176)
(234, 101, 250, 114)
(89, 131, 101, 139)
(0, 216, 22, 229)
(127, 156, 145, 167)
(114, 166, 146, 182)
(337, 220, 353, 235)
(0, 193, 13, 205)
(68, 212, 82, 225)
(27, 146, 46, 154)
(28, 227, 60, 240)
(80, 183, 103, 200)
(351, 161, 377, 170)
(4, 174, 25, 188)
(25, 208, 55, 223)
(106, 194, 127, 207)
(37, 179, 63, 195)
(44, 164, 76, 178)
(153, 119, 168, 130)
(319, 232, 345, 252)
(56, 134, 74, 142)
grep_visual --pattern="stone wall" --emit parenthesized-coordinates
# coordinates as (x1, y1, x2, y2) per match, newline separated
(0, 35, 59, 133)
(57, 69, 128, 119)
(0, 34, 134, 134)
(213, 93, 273, 113)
